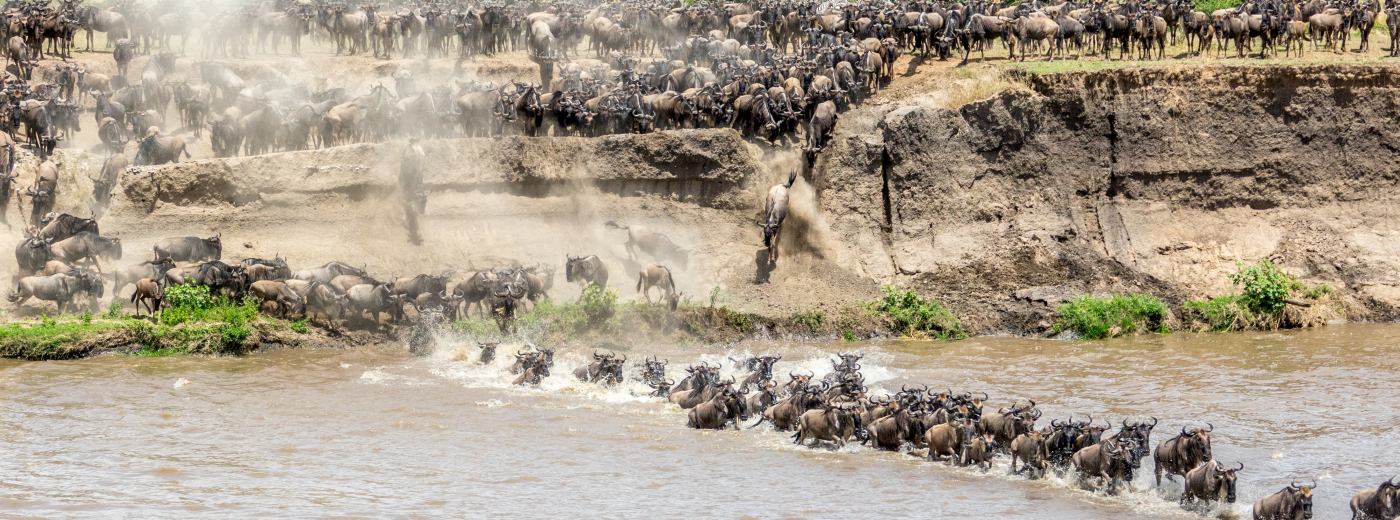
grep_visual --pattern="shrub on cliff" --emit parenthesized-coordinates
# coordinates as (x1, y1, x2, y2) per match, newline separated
(1053, 294, 1170, 340)
(872, 286, 966, 340)
(1182, 260, 1337, 332)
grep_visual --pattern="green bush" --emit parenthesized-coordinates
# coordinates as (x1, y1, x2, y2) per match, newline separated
(580, 285, 617, 327)
(1228, 260, 1293, 316)
(290, 319, 309, 334)
(1053, 294, 1169, 340)
(164, 284, 214, 311)
(792, 310, 824, 335)
(872, 286, 966, 339)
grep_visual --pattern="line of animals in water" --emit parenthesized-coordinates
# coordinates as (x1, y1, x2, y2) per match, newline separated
(486, 346, 1396, 520)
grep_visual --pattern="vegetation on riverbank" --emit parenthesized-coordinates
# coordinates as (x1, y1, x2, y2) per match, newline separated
(1050, 260, 1341, 340)
(1179, 260, 1338, 332)
(0, 285, 310, 360)
(1053, 294, 1171, 340)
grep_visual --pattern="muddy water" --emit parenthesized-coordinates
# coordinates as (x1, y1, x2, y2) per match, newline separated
(3, 325, 1398, 518)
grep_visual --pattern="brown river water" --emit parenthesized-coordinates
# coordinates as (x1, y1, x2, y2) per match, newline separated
(3, 324, 1398, 518)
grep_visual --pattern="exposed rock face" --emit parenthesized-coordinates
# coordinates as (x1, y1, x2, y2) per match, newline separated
(818, 65, 1400, 332)
(121, 129, 763, 210)
(96, 65, 1400, 333)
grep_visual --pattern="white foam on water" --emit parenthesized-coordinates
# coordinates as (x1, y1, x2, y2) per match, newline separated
(394, 338, 1237, 518)
(173, 378, 190, 389)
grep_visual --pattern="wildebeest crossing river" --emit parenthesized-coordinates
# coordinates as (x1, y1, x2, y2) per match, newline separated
(3, 325, 1398, 518)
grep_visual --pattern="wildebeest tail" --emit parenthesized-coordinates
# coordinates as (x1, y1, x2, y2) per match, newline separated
(635, 272, 643, 293)
(784, 170, 797, 189)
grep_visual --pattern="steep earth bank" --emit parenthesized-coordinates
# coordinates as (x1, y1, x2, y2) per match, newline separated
(15, 64, 1398, 337)
(818, 64, 1400, 333)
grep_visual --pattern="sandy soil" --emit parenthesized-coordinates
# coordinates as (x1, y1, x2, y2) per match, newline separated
(3, 33, 1398, 330)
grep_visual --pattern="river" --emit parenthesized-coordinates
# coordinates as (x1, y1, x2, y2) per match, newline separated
(3, 324, 1398, 518)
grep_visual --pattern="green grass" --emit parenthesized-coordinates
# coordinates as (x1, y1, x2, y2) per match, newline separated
(0, 284, 271, 360)
(791, 310, 824, 335)
(1053, 294, 1170, 340)
(871, 286, 966, 340)
(1181, 261, 1337, 332)
(1181, 295, 1257, 332)
(0, 319, 130, 359)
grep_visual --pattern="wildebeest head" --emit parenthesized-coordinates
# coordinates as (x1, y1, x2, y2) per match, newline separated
(1181, 423, 1214, 464)
(1288, 480, 1316, 519)
(1209, 461, 1244, 503)
(642, 355, 667, 385)
(477, 342, 498, 364)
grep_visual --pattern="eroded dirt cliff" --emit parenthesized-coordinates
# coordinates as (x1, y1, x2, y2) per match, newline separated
(818, 64, 1400, 332)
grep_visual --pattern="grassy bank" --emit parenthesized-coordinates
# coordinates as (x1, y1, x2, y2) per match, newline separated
(1051, 260, 1341, 340)
(0, 285, 314, 360)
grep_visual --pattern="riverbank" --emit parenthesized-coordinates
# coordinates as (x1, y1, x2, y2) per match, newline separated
(0, 261, 1344, 360)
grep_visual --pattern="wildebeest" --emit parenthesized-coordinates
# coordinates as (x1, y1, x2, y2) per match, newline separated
(793, 402, 862, 448)
(512, 351, 550, 386)
(925, 418, 965, 462)
(476, 342, 498, 364)
(250, 280, 303, 317)
(112, 257, 177, 295)
(1073, 436, 1137, 495)
(604, 221, 688, 267)
(960, 420, 994, 470)
(1182, 460, 1244, 507)
(1349, 477, 1399, 520)
(1253, 481, 1315, 520)
(294, 261, 367, 285)
(26, 160, 60, 226)
(573, 351, 626, 385)
(133, 129, 190, 165)
(49, 232, 122, 272)
(565, 254, 609, 291)
(452, 270, 498, 318)
(1155, 423, 1214, 486)
(36, 213, 99, 242)
(8, 271, 104, 313)
(345, 284, 404, 325)
(635, 263, 680, 309)
(304, 281, 347, 327)
(687, 383, 747, 430)
(1010, 431, 1049, 479)
(1046, 416, 1088, 469)
(15, 236, 54, 273)
(737, 354, 779, 391)
(760, 170, 797, 264)
(130, 277, 163, 316)
(981, 401, 1039, 451)
(393, 273, 449, 298)
(154, 234, 222, 262)
(866, 404, 917, 451)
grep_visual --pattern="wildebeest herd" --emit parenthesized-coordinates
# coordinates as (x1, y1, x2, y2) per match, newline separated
(472, 346, 1398, 519)
(8, 211, 689, 335)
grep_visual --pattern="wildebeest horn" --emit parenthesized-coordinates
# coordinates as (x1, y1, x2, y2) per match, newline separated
(1234, 462, 1244, 472)
(1146, 416, 1158, 427)
(1052, 418, 1062, 427)
(1205, 422, 1214, 432)
(1182, 426, 1192, 437)
(978, 392, 989, 401)
(1121, 419, 1128, 428)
